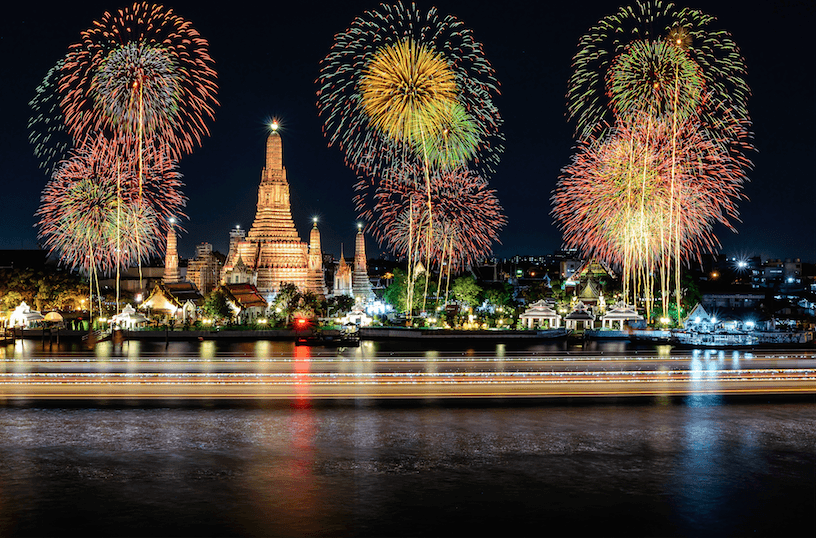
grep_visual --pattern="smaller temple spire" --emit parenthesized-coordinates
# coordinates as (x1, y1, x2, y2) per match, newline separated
(352, 224, 375, 302)
(309, 218, 322, 271)
(307, 218, 328, 298)
(354, 223, 366, 273)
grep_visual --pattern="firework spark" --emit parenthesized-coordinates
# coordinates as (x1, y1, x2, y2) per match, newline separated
(28, 57, 73, 175)
(567, 0, 751, 141)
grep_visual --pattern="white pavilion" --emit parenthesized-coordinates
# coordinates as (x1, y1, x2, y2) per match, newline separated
(519, 300, 561, 329)
(599, 303, 644, 330)
(8, 302, 45, 328)
(564, 301, 596, 331)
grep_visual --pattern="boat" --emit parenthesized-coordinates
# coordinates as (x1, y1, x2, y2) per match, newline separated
(296, 325, 361, 347)
(671, 329, 758, 348)
(754, 330, 814, 346)
(629, 329, 672, 344)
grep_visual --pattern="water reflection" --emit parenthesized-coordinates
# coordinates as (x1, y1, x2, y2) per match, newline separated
(0, 401, 813, 536)
(688, 350, 722, 407)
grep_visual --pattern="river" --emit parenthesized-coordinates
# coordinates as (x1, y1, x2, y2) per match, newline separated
(0, 339, 814, 537)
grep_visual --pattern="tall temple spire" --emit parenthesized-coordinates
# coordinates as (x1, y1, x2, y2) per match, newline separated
(263, 124, 284, 183)
(220, 124, 325, 298)
(247, 127, 300, 242)
(163, 220, 181, 283)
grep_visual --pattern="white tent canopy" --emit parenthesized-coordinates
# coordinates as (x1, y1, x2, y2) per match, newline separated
(9, 302, 45, 328)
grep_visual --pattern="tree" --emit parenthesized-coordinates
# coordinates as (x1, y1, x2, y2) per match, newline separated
(451, 276, 482, 309)
(203, 288, 232, 321)
(270, 282, 301, 326)
(327, 295, 355, 317)
(298, 290, 324, 319)
(383, 268, 439, 315)
(681, 272, 702, 313)
(0, 267, 85, 311)
(482, 282, 515, 310)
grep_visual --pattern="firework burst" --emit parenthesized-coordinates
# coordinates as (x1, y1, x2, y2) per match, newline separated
(59, 2, 218, 157)
(551, 115, 747, 293)
(567, 0, 750, 140)
(359, 38, 458, 144)
(36, 135, 186, 274)
(361, 167, 506, 270)
(317, 1, 503, 176)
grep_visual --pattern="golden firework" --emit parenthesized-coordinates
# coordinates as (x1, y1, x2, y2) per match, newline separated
(360, 38, 457, 144)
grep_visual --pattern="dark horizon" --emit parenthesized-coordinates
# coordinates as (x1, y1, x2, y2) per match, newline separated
(1, 0, 813, 264)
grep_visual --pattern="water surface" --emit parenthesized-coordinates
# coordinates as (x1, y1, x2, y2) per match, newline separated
(1, 339, 814, 537)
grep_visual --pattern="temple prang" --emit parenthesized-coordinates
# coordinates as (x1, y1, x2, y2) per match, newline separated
(221, 129, 325, 299)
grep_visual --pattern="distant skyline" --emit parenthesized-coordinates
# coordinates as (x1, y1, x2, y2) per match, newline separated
(1, 1, 813, 264)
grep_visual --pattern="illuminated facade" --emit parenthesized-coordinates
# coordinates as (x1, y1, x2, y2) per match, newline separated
(221, 129, 325, 299)
(187, 242, 221, 295)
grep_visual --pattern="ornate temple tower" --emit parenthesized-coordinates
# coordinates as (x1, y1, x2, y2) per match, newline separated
(352, 225, 375, 302)
(308, 219, 329, 297)
(163, 223, 181, 283)
(221, 125, 324, 298)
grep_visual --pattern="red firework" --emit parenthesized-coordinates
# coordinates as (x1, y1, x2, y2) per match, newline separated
(36, 134, 186, 274)
(359, 167, 506, 270)
(551, 114, 749, 268)
(59, 2, 218, 157)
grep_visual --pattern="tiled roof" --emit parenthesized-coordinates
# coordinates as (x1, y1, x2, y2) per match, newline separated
(224, 283, 267, 309)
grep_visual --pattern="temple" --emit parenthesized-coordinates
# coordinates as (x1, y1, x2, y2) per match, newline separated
(221, 126, 325, 299)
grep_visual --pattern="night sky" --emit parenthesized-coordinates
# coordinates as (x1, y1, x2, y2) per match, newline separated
(1, 0, 813, 264)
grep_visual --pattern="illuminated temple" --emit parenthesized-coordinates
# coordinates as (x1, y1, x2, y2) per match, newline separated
(221, 127, 325, 299)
